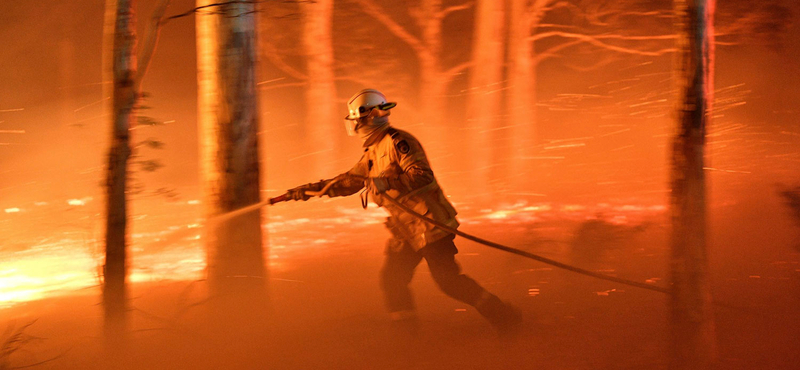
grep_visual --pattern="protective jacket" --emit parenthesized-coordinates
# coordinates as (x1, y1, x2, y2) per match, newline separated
(321, 127, 459, 250)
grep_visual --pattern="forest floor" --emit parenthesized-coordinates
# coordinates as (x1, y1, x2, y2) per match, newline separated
(1, 196, 799, 370)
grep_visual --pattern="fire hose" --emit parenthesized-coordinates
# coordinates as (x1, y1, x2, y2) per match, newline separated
(261, 180, 672, 295)
(200, 180, 767, 313)
(204, 180, 765, 313)
(377, 193, 671, 295)
(374, 195, 759, 313)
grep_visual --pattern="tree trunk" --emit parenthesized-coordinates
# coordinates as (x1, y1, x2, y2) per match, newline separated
(670, 0, 716, 368)
(418, 0, 445, 132)
(196, 0, 266, 298)
(468, 0, 506, 195)
(507, 0, 537, 193)
(103, 0, 136, 345)
(418, 50, 446, 136)
(301, 0, 337, 178)
(354, 0, 451, 145)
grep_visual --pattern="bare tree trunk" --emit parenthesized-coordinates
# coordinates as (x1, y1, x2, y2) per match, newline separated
(418, 50, 445, 132)
(196, 0, 266, 298)
(468, 0, 505, 195)
(418, 0, 445, 131)
(103, 0, 136, 345)
(352, 0, 465, 142)
(507, 0, 537, 193)
(670, 0, 716, 368)
(301, 0, 337, 178)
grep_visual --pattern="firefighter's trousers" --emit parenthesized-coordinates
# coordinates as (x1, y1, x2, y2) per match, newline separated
(380, 235, 496, 317)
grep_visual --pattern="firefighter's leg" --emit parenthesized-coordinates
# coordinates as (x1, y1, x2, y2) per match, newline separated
(379, 238, 423, 319)
(420, 236, 484, 304)
(422, 236, 522, 336)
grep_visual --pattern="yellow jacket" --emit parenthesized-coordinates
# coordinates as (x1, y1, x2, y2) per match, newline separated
(324, 127, 459, 250)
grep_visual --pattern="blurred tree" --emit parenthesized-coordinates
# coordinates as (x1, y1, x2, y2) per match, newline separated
(506, 0, 538, 190)
(468, 0, 506, 195)
(778, 185, 800, 251)
(670, 0, 716, 368)
(506, 0, 676, 193)
(257, 0, 378, 177)
(257, 0, 340, 177)
(351, 0, 472, 130)
(502, 0, 791, 193)
(196, 0, 267, 298)
(301, 0, 339, 178)
(716, 1, 794, 50)
(102, 0, 170, 346)
(251, 0, 791, 197)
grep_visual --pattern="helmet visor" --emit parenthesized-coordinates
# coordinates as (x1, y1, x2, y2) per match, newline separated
(344, 118, 359, 136)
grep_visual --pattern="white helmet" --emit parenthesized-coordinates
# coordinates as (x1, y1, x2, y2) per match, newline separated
(344, 89, 396, 136)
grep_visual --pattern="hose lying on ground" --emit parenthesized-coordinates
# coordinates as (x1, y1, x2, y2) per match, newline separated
(262, 186, 761, 312)
(251, 181, 671, 295)
(378, 192, 672, 295)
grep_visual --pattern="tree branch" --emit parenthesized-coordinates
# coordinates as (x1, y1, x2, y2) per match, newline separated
(531, 31, 676, 57)
(531, 31, 677, 43)
(445, 62, 472, 79)
(261, 40, 308, 80)
(536, 23, 577, 30)
(618, 10, 673, 18)
(438, 2, 473, 19)
(539, 1, 578, 15)
(135, 0, 171, 92)
(534, 39, 585, 64)
(259, 82, 309, 91)
(350, 0, 425, 54)
(163, 0, 259, 23)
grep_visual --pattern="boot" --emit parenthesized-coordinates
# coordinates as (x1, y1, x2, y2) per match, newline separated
(475, 294, 523, 338)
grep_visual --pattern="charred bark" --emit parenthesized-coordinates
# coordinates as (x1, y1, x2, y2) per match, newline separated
(103, 0, 137, 345)
(196, 0, 267, 299)
(670, 0, 716, 368)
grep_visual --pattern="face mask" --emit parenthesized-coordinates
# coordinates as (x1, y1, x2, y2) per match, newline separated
(362, 115, 389, 133)
(353, 109, 390, 146)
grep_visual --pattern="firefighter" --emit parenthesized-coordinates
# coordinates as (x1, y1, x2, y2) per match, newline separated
(285, 89, 522, 336)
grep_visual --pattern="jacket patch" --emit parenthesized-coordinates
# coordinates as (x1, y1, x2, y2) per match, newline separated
(396, 140, 410, 154)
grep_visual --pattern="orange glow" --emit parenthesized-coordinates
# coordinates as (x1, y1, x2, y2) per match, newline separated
(1, 1, 799, 368)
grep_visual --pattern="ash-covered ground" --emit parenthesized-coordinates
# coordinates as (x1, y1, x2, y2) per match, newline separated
(1, 187, 798, 370)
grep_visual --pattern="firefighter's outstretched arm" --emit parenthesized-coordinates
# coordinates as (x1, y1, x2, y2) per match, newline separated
(284, 154, 369, 201)
(285, 179, 329, 201)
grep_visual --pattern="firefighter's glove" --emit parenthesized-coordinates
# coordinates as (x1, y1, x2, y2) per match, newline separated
(286, 184, 313, 201)
(366, 177, 389, 193)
